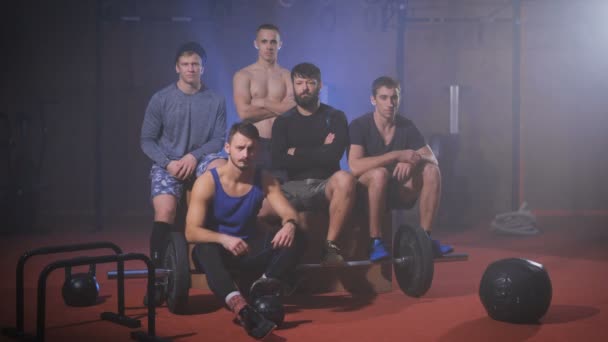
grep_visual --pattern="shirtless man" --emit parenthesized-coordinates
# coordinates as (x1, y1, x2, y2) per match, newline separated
(233, 24, 295, 176)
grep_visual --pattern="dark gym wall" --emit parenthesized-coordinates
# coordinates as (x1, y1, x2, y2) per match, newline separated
(1, 0, 100, 231)
(2, 0, 606, 232)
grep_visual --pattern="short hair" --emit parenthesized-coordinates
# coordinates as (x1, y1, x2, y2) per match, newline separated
(175, 41, 207, 64)
(291, 63, 321, 82)
(371, 76, 401, 96)
(256, 23, 280, 34)
(228, 121, 260, 143)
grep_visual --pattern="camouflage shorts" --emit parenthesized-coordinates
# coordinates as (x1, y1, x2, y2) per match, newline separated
(150, 152, 226, 200)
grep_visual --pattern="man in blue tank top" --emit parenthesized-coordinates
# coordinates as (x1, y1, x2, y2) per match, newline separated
(185, 122, 304, 340)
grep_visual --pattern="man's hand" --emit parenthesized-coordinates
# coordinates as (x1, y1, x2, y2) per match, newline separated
(324, 133, 335, 145)
(166, 154, 197, 180)
(287, 147, 296, 155)
(393, 162, 413, 183)
(179, 154, 197, 179)
(219, 234, 250, 256)
(271, 221, 296, 249)
(166, 160, 185, 179)
(396, 150, 421, 166)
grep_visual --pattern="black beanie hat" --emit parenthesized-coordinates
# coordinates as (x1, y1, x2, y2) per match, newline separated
(175, 42, 207, 64)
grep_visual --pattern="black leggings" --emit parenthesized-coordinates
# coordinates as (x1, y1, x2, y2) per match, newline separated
(191, 230, 305, 301)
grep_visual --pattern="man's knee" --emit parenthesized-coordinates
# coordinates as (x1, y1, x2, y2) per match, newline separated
(421, 163, 441, 185)
(154, 207, 177, 221)
(191, 243, 222, 272)
(153, 195, 179, 222)
(330, 170, 356, 192)
(361, 167, 390, 189)
(194, 242, 221, 257)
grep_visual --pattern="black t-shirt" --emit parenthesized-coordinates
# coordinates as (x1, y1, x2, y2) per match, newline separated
(349, 112, 426, 170)
(271, 103, 349, 180)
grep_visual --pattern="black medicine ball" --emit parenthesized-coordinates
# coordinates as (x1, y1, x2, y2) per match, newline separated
(479, 258, 552, 323)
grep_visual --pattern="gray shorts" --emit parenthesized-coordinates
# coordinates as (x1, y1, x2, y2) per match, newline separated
(281, 178, 329, 211)
(149, 152, 226, 200)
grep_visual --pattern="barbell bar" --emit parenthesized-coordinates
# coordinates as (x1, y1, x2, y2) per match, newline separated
(106, 253, 468, 280)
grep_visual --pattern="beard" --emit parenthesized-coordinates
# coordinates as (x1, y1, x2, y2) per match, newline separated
(295, 89, 320, 108)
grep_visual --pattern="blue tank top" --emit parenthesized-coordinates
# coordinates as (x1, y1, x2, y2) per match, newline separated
(206, 168, 264, 239)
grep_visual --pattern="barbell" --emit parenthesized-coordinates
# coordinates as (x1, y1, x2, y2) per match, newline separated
(108, 224, 468, 312)
(107, 252, 467, 279)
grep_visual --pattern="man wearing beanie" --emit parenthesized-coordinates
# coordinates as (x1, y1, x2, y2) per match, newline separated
(140, 41, 227, 294)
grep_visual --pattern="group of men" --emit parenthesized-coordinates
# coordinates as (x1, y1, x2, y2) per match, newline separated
(140, 23, 453, 339)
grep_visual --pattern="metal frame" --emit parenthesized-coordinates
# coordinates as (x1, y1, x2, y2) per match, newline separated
(7, 242, 123, 338)
(3, 252, 164, 342)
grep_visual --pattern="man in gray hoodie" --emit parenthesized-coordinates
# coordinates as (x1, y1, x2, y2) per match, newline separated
(140, 41, 226, 269)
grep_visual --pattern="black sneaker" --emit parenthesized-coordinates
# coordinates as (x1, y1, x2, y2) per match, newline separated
(320, 241, 345, 266)
(249, 277, 282, 302)
(237, 305, 277, 340)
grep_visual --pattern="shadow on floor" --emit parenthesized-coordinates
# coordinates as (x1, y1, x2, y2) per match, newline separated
(439, 317, 541, 342)
(541, 304, 600, 324)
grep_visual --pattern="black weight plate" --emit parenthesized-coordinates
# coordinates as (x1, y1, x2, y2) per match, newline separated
(163, 232, 190, 314)
(393, 224, 434, 297)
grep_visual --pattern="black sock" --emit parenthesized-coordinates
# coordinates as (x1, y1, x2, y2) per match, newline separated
(150, 221, 172, 267)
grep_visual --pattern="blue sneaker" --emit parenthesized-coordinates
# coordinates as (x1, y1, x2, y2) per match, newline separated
(369, 239, 390, 262)
(431, 239, 454, 257)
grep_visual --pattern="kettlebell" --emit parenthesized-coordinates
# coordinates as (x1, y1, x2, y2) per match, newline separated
(62, 264, 100, 307)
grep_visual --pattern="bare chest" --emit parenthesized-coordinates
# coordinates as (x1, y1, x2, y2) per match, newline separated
(249, 70, 287, 100)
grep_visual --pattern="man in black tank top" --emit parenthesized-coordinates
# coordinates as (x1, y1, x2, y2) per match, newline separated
(185, 122, 304, 340)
